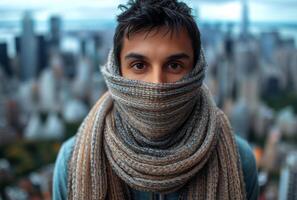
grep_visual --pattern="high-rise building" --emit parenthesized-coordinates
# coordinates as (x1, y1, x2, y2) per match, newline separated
(39, 68, 58, 112)
(279, 152, 297, 200)
(80, 38, 87, 57)
(260, 31, 280, 64)
(14, 36, 21, 55)
(225, 24, 234, 60)
(49, 16, 62, 48)
(273, 47, 292, 91)
(61, 52, 77, 79)
(36, 35, 48, 74)
(20, 12, 37, 81)
(241, 0, 249, 40)
(230, 98, 250, 139)
(290, 50, 297, 92)
(234, 42, 260, 110)
(0, 42, 12, 76)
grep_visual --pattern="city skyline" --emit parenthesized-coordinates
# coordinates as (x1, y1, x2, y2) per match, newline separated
(0, 0, 296, 23)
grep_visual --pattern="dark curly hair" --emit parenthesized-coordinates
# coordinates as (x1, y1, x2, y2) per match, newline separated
(113, 0, 201, 68)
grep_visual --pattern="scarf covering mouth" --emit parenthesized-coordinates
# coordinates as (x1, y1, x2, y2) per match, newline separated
(67, 48, 247, 199)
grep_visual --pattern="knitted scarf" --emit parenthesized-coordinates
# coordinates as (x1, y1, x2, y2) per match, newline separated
(67, 48, 246, 200)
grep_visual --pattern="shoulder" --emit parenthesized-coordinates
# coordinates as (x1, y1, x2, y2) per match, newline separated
(235, 135, 255, 171)
(234, 135, 259, 200)
(52, 136, 76, 200)
(59, 137, 76, 160)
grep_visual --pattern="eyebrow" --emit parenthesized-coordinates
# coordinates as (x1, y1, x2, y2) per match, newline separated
(124, 52, 190, 61)
(125, 53, 147, 60)
(166, 53, 190, 61)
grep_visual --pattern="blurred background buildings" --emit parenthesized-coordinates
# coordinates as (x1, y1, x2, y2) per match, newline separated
(0, 0, 296, 199)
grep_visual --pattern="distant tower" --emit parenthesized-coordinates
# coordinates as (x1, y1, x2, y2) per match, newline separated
(14, 36, 21, 55)
(235, 43, 260, 109)
(36, 35, 48, 74)
(49, 16, 62, 49)
(20, 12, 37, 81)
(260, 31, 280, 63)
(0, 42, 12, 76)
(279, 152, 297, 200)
(241, 0, 249, 40)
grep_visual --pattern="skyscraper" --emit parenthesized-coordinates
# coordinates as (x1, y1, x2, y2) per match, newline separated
(260, 31, 280, 64)
(0, 42, 12, 76)
(14, 36, 21, 55)
(279, 152, 297, 200)
(20, 12, 37, 81)
(49, 16, 62, 48)
(36, 35, 48, 74)
(241, 0, 249, 40)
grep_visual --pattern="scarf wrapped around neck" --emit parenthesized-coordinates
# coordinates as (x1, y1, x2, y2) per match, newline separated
(67, 48, 246, 200)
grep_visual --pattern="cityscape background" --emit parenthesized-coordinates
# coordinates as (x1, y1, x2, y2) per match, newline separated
(0, 0, 297, 199)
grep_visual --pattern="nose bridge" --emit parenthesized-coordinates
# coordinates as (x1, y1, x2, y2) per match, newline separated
(151, 62, 164, 83)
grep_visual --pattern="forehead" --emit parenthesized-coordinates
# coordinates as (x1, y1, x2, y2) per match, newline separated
(120, 26, 193, 57)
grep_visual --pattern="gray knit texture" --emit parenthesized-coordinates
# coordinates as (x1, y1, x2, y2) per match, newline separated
(67, 48, 246, 200)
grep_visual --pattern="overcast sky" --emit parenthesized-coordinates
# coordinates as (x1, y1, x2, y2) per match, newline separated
(0, 0, 296, 23)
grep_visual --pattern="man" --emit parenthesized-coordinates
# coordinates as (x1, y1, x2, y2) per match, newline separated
(53, 0, 259, 199)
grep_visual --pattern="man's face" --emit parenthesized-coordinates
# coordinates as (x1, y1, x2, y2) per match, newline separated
(120, 26, 194, 83)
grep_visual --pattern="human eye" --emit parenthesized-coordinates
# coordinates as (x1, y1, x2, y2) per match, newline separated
(167, 62, 184, 73)
(130, 62, 147, 73)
